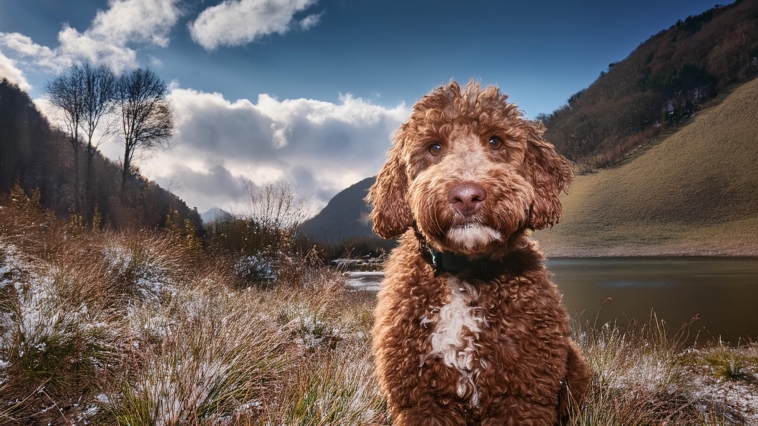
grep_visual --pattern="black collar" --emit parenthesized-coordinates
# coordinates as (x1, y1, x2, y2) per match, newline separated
(413, 224, 532, 279)
(429, 248, 485, 274)
(414, 225, 490, 276)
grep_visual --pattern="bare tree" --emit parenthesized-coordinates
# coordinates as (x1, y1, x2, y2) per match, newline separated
(246, 182, 308, 233)
(46, 65, 85, 211)
(80, 63, 117, 199)
(116, 68, 173, 197)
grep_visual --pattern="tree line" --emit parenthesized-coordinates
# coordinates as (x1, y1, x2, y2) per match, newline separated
(538, 0, 758, 173)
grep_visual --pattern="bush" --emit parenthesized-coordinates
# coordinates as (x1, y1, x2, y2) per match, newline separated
(206, 182, 311, 288)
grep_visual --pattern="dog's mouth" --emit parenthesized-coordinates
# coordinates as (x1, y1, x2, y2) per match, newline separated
(445, 223, 502, 251)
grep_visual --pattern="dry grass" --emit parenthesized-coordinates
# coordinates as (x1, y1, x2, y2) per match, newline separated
(568, 319, 691, 424)
(0, 192, 383, 425)
(535, 77, 758, 257)
(563, 293, 758, 425)
(1, 193, 756, 425)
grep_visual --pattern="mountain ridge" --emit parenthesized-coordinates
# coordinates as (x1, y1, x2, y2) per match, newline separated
(201, 207, 233, 224)
(300, 177, 375, 243)
(539, 0, 758, 173)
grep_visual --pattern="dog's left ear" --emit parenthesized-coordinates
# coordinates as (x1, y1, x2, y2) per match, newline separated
(523, 120, 573, 230)
(365, 126, 414, 239)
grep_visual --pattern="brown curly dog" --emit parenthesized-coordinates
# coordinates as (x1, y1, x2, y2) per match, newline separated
(366, 81, 591, 425)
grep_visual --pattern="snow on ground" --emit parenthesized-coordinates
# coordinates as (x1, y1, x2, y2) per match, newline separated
(688, 372, 758, 422)
(685, 356, 758, 423)
(1, 241, 121, 388)
(102, 244, 177, 301)
(0, 243, 26, 345)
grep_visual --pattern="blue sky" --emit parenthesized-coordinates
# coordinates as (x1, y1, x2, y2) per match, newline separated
(0, 0, 725, 213)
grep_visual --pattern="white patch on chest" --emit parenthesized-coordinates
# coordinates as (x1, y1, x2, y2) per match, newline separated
(423, 277, 487, 405)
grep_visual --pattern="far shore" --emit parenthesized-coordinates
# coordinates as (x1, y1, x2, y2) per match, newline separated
(537, 243, 758, 258)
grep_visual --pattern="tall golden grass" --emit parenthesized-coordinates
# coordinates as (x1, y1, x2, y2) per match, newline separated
(0, 187, 756, 424)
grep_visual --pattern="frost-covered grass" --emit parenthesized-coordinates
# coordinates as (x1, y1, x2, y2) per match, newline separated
(0, 196, 384, 425)
(568, 316, 758, 425)
(260, 341, 386, 425)
(0, 195, 756, 425)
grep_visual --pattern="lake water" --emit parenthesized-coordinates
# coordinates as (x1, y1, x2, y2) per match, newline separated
(346, 257, 758, 344)
(548, 257, 758, 344)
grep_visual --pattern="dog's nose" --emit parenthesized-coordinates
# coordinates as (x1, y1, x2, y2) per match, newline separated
(448, 182, 486, 217)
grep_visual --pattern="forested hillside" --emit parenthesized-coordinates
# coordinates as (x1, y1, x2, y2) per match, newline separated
(300, 177, 375, 242)
(536, 76, 758, 256)
(539, 0, 758, 172)
(0, 79, 201, 230)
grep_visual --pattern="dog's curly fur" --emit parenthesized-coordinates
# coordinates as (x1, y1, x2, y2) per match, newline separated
(367, 81, 591, 425)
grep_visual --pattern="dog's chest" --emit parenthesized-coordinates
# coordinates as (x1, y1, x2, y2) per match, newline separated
(422, 277, 487, 405)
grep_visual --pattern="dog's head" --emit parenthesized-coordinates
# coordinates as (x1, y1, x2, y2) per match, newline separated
(366, 81, 572, 257)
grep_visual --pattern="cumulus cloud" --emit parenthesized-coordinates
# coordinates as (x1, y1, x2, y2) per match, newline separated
(0, 49, 32, 91)
(0, 0, 181, 74)
(154, 161, 253, 210)
(137, 88, 409, 212)
(189, 0, 320, 50)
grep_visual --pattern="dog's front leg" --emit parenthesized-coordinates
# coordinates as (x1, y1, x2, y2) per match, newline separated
(374, 321, 470, 425)
(379, 357, 470, 425)
(557, 339, 592, 420)
(393, 402, 467, 426)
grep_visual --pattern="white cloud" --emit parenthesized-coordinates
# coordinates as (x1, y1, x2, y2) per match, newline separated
(88, 0, 178, 47)
(32, 97, 59, 124)
(149, 55, 164, 69)
(0, 0, 181, 74)
(34, 79, 408, 214)
(299, 12, 323, 31)
(189, 0, 320, 51)
(137, 87, 409, 213)
(0, 49, 32, 91)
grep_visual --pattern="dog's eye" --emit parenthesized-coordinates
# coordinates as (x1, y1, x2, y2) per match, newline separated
(489, 136, 504, 150)
(428, 143, 442, 156)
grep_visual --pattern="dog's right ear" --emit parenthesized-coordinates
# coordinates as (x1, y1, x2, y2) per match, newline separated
(366, 128, 413, 239)
(523, 120, 573, 230)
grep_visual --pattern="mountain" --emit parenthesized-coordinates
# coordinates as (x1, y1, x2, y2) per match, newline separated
(201, 207, 233, 224)
(300, 177, 375, 242)
(534, 76, 758, 256)
(539, 0, 758, 173)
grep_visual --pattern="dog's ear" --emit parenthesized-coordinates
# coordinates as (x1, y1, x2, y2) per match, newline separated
(523, 120, 573, 230)
(366, 127, 414, 239)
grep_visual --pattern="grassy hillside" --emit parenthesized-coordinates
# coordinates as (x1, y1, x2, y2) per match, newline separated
(536, 77, 758, 256)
